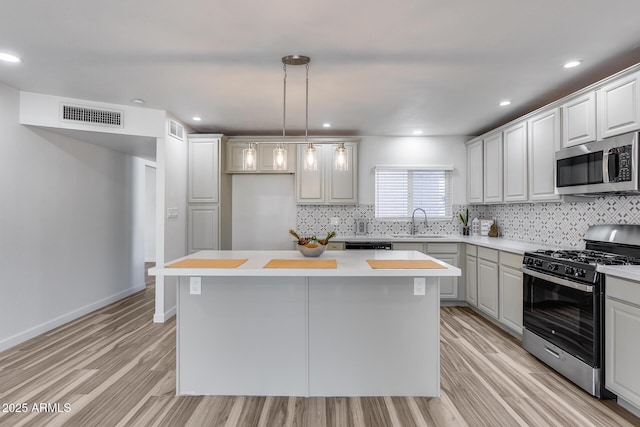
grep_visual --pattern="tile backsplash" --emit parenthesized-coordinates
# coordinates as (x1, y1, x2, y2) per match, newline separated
(296, 195, 640, 249)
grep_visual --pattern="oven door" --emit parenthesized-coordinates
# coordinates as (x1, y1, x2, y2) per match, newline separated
(522, 267, 600, 367)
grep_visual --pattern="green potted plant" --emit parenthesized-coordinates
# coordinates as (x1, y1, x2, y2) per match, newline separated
(458, 209, 470, 236)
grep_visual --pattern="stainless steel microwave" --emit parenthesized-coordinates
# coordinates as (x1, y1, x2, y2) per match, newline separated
(555, 132, 639, 195)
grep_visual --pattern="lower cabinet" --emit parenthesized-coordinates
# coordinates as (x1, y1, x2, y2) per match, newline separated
(392, 242, 460, 300)
(499, 252, 524, 334)
(187, 205, 219, 253)
(477, 255, 499, 319)
(465, 245, 478, 306)
(606, 276, 640, 411)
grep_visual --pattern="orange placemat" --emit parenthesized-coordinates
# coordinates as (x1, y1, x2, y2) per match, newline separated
(366, 259, 446, 269)
(166, 259, 248, 268)
(263, 259, 337, 269)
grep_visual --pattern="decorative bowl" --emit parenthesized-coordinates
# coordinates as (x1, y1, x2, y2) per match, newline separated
(295, 240, 327, 257)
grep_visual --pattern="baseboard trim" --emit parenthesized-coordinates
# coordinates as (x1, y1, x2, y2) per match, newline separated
(0, 284, 146, 353)
(617, 396, 640, 419)
(153, 306, 176, 323)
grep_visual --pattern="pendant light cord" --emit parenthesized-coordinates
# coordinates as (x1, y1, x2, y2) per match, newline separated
(282, 63, 287, 141)
(305, 62, 309, 144)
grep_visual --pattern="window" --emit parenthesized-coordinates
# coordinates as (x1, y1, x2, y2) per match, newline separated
(375, 166, 453, 220)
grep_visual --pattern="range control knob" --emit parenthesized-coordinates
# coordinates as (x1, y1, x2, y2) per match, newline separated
(564, 266, 574, 275)
(547, 263, 558, 271)
(574, 269, 585, 278)
(534, 259, 543, 267)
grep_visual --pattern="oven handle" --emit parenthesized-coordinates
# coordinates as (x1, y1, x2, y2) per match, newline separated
(521, 267, 594, 293)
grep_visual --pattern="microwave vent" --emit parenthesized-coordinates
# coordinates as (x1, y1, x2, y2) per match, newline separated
(60, 103, 123, 128)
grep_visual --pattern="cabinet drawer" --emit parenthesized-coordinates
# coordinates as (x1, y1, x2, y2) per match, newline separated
(500, 251, 523, 269)
(478, 247, 499, 263)
(607, 276, 640, 307)
(466, 244, 477, 257)
(426, 243, 458, 254)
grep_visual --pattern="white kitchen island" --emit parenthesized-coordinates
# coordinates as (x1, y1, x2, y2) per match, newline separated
(151, 250, 461, 397)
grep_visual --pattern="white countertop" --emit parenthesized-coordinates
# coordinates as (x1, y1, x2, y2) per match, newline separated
(598, 265, 640, 282)
(151, 250, 462, 277)
(334, 234, 562, 254)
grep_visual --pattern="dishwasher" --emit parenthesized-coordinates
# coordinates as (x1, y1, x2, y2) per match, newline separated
(344, 242, 393, 250)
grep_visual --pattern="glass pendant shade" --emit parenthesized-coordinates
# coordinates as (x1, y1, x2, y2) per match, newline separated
(273, 144, 288, 170)
(334, 143, 348, 171)
(304, 144, 317, 171)
(243, 143, 257, 171)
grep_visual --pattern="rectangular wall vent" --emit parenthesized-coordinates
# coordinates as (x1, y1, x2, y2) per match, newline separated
(168, 119, 184, 140)
(60, 103, 124, 128)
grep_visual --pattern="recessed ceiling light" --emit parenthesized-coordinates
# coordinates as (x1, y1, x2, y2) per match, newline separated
(322, 123, 331, 128)
(193, 116, 202, 121)
(131, 98, 145, 104)
(499, 100, 512, 107)
(0, 52, 21, 63)
(412, 130, 423, 135)
(564, 60, 582, 69)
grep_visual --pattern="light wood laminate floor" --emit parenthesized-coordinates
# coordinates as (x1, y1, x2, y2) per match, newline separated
(1, 272, 639, 426)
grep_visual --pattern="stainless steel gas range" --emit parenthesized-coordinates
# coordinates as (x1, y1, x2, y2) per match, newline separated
(521, 224, 640, 398)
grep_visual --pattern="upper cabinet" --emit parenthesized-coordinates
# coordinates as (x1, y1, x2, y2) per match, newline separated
(226, 142, 296, 173)
(188, 135, 220, 203)
(466, 139, 483, 204)
(597, 70, 640, 140)
(296, 143, 358, 205)
(483, 132, 503, 203)
(561, 91, 596, 148)
(527, 108, 561, 201)
(503, 121, 528, 202)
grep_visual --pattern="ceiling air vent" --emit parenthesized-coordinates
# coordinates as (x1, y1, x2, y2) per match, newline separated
(60, 103, 124, 128)
(168, 119, 184, 140)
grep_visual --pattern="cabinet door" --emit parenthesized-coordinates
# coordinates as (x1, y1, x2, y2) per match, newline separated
(258, 143, 296, 173)
(188, 205, 219, 253)
(296, 144, 326, 204)
(605, 297, 640, 407)
(483, 133, 503, 203)
(597, 71, 640, 139)
(436, 254, 459, 300)
(499, 264, 523, 334)
(528, 108, 561, 201)
(477, 259, 499, 319)
(225, 143, 246, 173)
(188, 137, 220, 203)
(503, 121, 528, 202)
(561, 92, 596, 148)
(328, 143, 357, 204)
(466, 139, 484, 204)
(466, 255, 477, 307)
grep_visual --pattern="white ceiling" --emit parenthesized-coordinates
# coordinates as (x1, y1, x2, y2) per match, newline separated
(2, 0, 640, 138)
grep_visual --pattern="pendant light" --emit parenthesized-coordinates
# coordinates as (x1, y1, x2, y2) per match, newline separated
(273, 59, 289, 170)
(334, 143, 348, 171)
(243, 143, 257, 171)
(281, 55, 316, 171)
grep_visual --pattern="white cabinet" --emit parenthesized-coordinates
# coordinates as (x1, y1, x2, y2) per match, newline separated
(188, 136, 220, 203)
(392, 242, 460, 300)
(187, 205, 219, 252)
(499, 252, 523, 334)
(296, 143, 358, 205)
(605, 276, 640, 410)
(477, 247, 499, 319)
(187, 134, 228, 253)
(527, 108, 561, 201)
(597, 71, 640, 140)
(483, 132, 503, 203)
(503, 121, 528, 202)
(561, 92, 596, 148)
(466, 139, 484, 204)
(226, 142, 296, 173)
(465, 245, 478, 306)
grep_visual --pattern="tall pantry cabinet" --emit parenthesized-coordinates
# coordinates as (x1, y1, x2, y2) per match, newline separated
(187, 134, 232, 253)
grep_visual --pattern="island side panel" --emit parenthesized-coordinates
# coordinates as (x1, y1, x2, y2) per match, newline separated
(308, 276, 440, 397)
(177, 276, 307, 396)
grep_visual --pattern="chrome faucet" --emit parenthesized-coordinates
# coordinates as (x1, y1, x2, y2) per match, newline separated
(411, 208, 427, 235)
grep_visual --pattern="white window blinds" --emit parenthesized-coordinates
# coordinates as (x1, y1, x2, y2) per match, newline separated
(375, 166, 453, 219)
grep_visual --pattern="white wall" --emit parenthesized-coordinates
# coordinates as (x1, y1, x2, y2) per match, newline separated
(357, 135, 468, 205)
(145, 165, 157, 262)
(0, 83, 146, 352)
